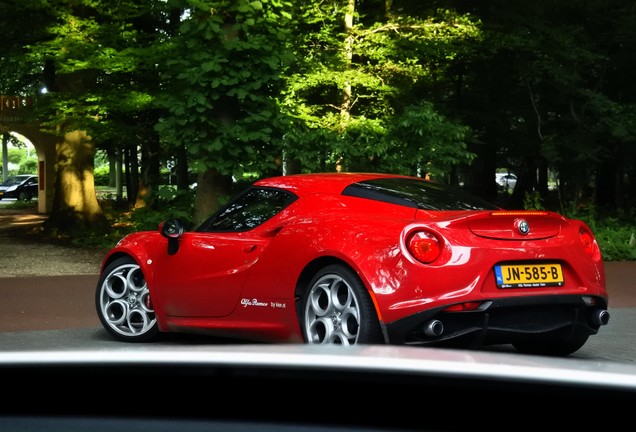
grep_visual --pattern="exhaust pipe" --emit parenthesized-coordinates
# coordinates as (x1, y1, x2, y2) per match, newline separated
(424, 319, 444, 337)
(591, 309, 610, 327)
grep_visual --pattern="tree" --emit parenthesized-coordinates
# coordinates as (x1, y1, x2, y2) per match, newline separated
(156, 0, 294, 224)
(4, 0, 636, 227)
(451, 0, 636, 210)
(18, 1, 177, 228)
(280, 1, 479, 178)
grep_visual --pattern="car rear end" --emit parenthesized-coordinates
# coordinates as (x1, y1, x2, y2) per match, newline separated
(381, 208, 608, 354)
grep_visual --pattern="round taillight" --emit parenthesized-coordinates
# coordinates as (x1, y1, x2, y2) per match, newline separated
(579, 229, 595, 255)
(407, 231, 441, 263)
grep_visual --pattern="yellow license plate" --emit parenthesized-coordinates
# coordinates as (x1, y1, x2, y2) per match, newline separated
(494, 264, 564, 288)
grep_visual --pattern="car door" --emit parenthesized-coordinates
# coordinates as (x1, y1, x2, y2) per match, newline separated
(150, 187, 297, 318)
(23, 176, 38, 198)
(151, 230, 272, 317)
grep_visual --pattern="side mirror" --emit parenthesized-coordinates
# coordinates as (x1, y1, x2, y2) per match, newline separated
(160, 218, 184, 255)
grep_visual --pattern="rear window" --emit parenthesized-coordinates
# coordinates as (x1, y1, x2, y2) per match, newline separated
(342, 178, 498, 211)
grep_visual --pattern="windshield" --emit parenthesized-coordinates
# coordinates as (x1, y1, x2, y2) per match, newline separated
(1, 176, 29, 186)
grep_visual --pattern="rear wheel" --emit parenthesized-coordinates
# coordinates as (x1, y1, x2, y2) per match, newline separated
(95, 256, 159, 342)
(300, 264, 383, 345)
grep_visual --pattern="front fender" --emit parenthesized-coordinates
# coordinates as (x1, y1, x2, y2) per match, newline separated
(100, 231, 164, 284)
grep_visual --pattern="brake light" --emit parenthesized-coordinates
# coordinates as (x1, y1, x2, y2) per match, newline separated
(490, 211, 549, 216)
(579, 228, 596, 255)
(407, 231, 441, 263)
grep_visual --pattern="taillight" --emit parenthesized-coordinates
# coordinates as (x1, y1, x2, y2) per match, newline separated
(407, 230, 441, 263)
(579, 228, 596, 256)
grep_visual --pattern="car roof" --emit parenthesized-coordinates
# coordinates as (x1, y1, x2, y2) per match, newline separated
(253, 172, 414, 196)
(0, 174, 37, 185)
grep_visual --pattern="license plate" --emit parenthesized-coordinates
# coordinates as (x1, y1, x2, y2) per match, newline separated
(494, 264, 564, 288)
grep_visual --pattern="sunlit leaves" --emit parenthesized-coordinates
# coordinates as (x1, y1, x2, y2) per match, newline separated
(281, 2, 480, 176)
(157, 0, 293, 176)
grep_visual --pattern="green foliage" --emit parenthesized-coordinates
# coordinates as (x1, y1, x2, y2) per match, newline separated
(563, 206, 636, 262)
(281, 3, 481, 175)
(125, 186, 196, 231)
(0, 144, 38, 176)
(19, 159, 38, 175)
(156, 0, 294, 178)
(384, 102, 475, 178)
(593, 223, 636, 262)
(94, 165, 110, 186)
(6, 148, 23, 165)
(3, 0, 636, 241)
(2, 199, 38, 210)
(66, 186, 196, 249)
(523, 191, 544, 210)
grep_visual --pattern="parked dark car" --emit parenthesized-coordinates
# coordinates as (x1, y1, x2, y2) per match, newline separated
(0, 174, 38, 201)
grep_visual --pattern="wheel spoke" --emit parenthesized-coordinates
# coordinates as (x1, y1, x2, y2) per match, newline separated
(98, 262, 156, 338)
(305, 272, 362, 345)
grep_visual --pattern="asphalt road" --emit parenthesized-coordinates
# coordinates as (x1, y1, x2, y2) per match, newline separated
(0, 268, 634, 363)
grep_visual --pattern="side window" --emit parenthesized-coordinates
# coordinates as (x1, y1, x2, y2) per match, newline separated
(197, 187, 297, 232)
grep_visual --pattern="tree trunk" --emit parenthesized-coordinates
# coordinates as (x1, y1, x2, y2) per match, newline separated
(124, 142, 139, 205)
(595, 157, 617, 209)
(116, 149, 124, 202)
(174, 144, 190, 190)
(340, 0, 355, 126)
(510, 157, 538, 209)
(108, 149, 117, 188)
(192, 168, 232, 226)
(134, 138, 161, 209)
(46, 130, 107, 230)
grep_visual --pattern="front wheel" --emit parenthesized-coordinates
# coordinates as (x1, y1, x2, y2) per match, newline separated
(300, 264, 384, 345)
(95, 256, 159, 342)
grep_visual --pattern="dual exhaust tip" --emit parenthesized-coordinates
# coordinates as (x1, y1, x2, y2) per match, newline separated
(592, 309, 610, 327)
(424, 319, 444, 337)
(423, 308, 610, 338)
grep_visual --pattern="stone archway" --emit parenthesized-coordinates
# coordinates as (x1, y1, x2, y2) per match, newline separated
(4, 125, 58, 214)
(1, 96, 57, 214)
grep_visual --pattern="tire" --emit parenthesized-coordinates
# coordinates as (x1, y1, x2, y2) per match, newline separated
(18, 191, 28, 201)
(512, 328, 589, 356)
(95, 256, 159, 342)
(300, 264, 384, 345)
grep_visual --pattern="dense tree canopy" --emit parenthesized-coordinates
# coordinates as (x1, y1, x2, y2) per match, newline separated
(1, 0, 635, 228)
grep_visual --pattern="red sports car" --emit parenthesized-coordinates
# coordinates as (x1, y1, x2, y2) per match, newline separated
(96, 172, 609, 355)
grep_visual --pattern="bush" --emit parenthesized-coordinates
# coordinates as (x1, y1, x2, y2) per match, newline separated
(563, 206, 636, 262)
(94, 165, 110, 186)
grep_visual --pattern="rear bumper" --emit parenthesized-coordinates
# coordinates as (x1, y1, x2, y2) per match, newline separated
(383, 294, 609, 347)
